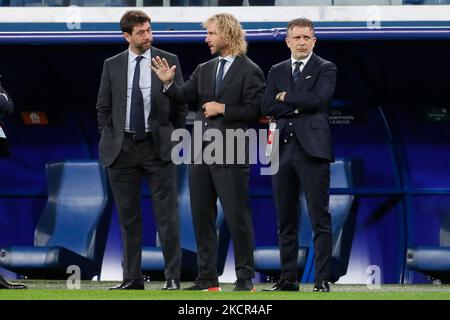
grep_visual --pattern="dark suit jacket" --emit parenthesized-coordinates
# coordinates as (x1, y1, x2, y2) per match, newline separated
(165, 55, 265, 165)
(0, 82, 14, 117)
(0, 81, 14, 157)
(262, 53, 337, 162)
(96, 47, 186, 166)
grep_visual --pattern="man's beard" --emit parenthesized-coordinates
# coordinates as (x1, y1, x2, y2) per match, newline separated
(136, 42, 151, 54)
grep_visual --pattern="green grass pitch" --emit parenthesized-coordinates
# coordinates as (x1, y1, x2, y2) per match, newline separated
(0, 281, 449, 300)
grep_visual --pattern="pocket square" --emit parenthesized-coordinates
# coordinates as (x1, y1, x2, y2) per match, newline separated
(305, 75, 312, 79)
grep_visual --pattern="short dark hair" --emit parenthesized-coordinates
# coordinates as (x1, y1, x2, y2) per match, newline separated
(120, 10, 151, 35)
(287, 18, 315, 37)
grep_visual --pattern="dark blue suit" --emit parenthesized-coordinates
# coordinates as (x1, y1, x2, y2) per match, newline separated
(262, 53, 337, 282)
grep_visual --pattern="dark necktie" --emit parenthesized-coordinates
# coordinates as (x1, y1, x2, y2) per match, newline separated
(293, 61, 303, 82)
(215, 59, 226, 96)
(130, 56, 145, 140)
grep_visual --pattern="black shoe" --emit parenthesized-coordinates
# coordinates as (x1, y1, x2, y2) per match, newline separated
(162, 279, 180, 290)
(233, 279, 256, 292)
(263, 279, 299, 292)
(313, 280, 330, 292)
(184, 279, 221, 291)
(0, 275, 27, 290)
(109, 279, 145, 290)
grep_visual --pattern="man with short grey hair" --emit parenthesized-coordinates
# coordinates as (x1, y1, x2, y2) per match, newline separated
(262, 18, 337, 293)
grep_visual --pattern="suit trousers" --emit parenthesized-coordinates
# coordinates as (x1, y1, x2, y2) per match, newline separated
(107, 134, 181, 280)
(189, 163, 255, 280)
(272, 137, 332, 282)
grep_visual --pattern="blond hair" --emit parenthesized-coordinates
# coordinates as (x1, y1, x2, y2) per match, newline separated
(203, 13, 247, 56)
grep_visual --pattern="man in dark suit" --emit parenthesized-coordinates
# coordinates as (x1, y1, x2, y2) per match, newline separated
(0, 79, 27, 290)
(262, 18, 337, 292)
(151, 13, 265, 292)
(96, 10, 187, 290)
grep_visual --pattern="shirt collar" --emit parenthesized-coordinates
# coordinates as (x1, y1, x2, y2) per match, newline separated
(128, 48, 151, 63)
(219, 55, 236, 65)
(291, 52, 312, 68)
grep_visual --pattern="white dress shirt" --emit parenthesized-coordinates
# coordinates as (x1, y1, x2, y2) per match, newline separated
(216, 55, 236, 79)
(290, 53, 313, 113)
(125, 48, 152, 133)
(291, 52, 312, 74)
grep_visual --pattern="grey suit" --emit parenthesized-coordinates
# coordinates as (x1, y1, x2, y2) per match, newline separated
(165, 55, 265, 280)
(0, 80, 14, 158)
(96, 47, 187, 280)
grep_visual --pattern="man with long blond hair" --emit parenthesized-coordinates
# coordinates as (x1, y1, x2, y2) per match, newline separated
(151, 13, 265, 291)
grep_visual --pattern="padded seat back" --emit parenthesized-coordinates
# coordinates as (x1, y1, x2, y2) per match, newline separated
(35, 160, 110, 262)
(328, 159, 360, 282)
(440, 212, 450, 247)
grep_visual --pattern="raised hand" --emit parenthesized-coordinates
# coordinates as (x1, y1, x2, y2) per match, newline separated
(151, 56, 176, 85)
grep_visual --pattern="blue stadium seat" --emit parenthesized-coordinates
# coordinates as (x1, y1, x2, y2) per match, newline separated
(104, 0, 130, 5)
(70, 0, 131, 6)
(0, 160, 112, 280)
(254, 158, 361, 283)
(406, 213, 450, 283)
(402, 0, 423, 4)
(141, 164, 230, 281)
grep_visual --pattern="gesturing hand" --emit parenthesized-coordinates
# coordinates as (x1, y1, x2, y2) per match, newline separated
(151, 56, 176, 86)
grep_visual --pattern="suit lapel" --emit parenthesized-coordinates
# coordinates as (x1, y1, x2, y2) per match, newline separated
(210, 58, 219, 96)
(150, 47, 159, 119)
(216, 55, 244, 97)
(282, 59, 292, 88)
(295, 53, 318, 91)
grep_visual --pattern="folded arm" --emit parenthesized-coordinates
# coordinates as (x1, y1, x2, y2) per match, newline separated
(283, 63, 337, 113)
(261, 67, 297, 118)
